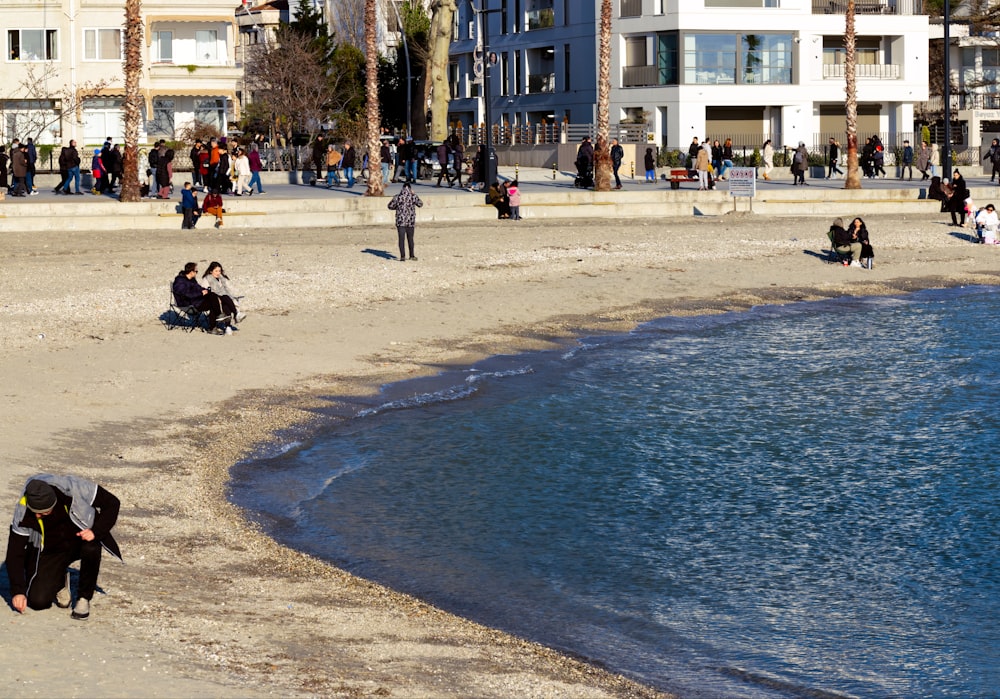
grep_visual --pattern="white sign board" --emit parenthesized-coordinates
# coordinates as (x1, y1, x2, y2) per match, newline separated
(727, 167, 756, 198)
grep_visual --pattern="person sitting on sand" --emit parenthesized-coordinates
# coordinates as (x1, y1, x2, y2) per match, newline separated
(5, 474, 122, 621)
(201, 262, 246, 325)
(173, 262, 237, 334)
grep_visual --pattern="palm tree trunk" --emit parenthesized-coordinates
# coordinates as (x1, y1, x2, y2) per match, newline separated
(844, 1, 862, 190)
(594, 0, 612, 191)
(364, 0, 384, 196)
(120, 0, 143, 203)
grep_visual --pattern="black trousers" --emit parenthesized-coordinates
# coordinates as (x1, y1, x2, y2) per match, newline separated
(397, 225, 415, 259)
(182, 207, 200, 229)
(197, 291, 237, 327)
(27, 539, 103, 609)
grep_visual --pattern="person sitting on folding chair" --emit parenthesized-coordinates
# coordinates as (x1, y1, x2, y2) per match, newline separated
(172, 262, 237, 335)
(201, 262, 246, 326)
(828, 217, 863, 267)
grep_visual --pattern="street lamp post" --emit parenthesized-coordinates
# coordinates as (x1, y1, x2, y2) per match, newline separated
(476, 2, 499, 187)
(390, 0, 412, 136)
(943, 0, 951, 175)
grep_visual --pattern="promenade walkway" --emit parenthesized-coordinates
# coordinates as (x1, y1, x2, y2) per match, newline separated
(2, 166, 993, 231)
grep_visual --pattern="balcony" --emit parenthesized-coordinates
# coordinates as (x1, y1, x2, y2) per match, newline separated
(813, 0, 923, 14)
(150, 62, 243, 82)
(528, 72, 556, 93)
(823, 63, 901, 79)
(623, 65, 659, 87)
(620, 0, 641, 18)
(526, 7, 554, 31)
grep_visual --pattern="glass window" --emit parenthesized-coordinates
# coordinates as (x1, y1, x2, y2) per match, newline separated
(152, 31, 172, 62)
(8, 29, 58, 61)
(684, 34, 736, 84)
(657, 32, 678, 85)
(150, 99, 174, 138)
(84, 29, 122, 61)
(626, 37, 647, 67)
(196, 30, 218, 62)
(195, 98, 225, 131)
(742, 34, 791, 84)
(823, 36, 878, 66)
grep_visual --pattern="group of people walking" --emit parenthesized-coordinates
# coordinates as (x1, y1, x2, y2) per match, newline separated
(1, 137, 45, 197)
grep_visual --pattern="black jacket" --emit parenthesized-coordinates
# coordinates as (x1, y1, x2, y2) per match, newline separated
(173, 273, 206, 306)
(6, 482, 121, 598)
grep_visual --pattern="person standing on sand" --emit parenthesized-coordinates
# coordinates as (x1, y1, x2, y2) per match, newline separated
(388, 182, 423, 262)
(5, 474, 121, 621)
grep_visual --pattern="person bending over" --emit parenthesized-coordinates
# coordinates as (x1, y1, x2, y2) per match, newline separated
(6, 474, 122, 621)
(173, 262, 237, 334)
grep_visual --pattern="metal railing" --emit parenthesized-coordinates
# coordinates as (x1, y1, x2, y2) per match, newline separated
(623, 65, 660, 87)
(812, 0, 923, 14)
(822, 63, 901, 80)
(619, 0, 642, 18)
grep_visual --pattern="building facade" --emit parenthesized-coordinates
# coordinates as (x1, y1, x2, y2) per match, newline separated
(447, 0, 599, 136)
(448, 0, 930, 149)
(1, 0, 241, 146)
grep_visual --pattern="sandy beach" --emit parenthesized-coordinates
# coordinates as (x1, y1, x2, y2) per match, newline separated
(1, 211, 997, 698)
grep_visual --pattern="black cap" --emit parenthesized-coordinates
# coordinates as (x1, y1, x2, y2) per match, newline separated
(25, 480, 57, 512)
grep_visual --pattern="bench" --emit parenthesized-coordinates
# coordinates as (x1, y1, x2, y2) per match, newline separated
(663, 168, 698, 190)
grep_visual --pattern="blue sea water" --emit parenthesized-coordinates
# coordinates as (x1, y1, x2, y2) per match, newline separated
(231, 286, 1000, 699)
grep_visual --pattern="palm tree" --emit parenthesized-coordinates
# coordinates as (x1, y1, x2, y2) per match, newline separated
(844, 0, 861, 189)
(594, 0, 612, 191)
(120, 0, 143, 203)
(364, 0, 384, 196)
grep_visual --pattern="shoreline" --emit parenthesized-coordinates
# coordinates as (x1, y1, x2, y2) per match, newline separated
(1, 215, 998, 697)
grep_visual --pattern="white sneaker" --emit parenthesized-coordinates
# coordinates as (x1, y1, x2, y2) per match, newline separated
(71, 597, 90, 620)
(235, 312, 247, 323)
(850, 260, 863, 268)
(224, 326, 233, 336)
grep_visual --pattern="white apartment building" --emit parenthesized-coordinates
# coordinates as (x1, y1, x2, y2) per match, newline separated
(1, 0, 242, 146)
(615, 0, 929, 148)
(448, 0, 929, 148)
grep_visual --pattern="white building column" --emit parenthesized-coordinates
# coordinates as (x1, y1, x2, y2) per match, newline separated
(781, 103, 811, 150)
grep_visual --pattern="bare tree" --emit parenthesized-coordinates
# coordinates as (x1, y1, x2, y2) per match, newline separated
(844, 1, 861, 190)
(365, 0, 385, 196)
(245, 25, 356, 142)
(594, 0, 612, 192)
(9, 64, 108, 144)
(427, 0, 457, 141)
(331, 0, 367, 48)
(121, 0, 144, 202)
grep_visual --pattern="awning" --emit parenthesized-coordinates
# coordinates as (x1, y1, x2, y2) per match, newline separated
(145, 15, 235, 45)
(145, 89, 241, 120)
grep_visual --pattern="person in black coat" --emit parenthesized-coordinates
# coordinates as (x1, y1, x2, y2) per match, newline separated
(948, 170, 970, 226)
